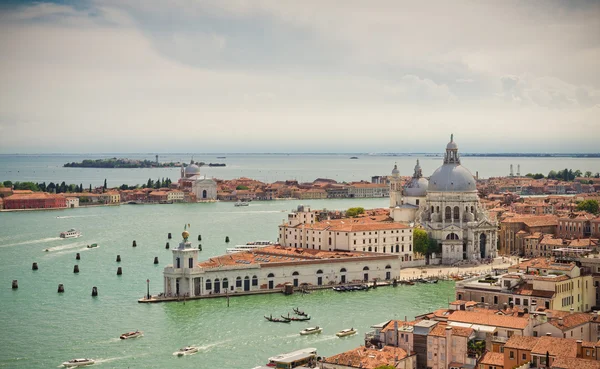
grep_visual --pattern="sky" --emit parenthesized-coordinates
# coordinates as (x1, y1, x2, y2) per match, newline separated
(0, 0, 599, 154)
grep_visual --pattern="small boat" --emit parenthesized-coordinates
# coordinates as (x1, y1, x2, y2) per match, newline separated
(119, 330, 143, 339)
(174, 346, 199, 356)
(336, 328, 357, 337)
(332, 286, 348, 292)
(86, 243, 98, 249)
(265, 315, 291, 323)
(282, 314, 311, 321)
(61, 358, 95, 367)
(300, 326, 322, 335)
(293, 308, 307, 316)
(60, 229, 81, 238)
(234, 201, 249, 207)
(44, 249, 49, 252)
(349, 156, 359, 159)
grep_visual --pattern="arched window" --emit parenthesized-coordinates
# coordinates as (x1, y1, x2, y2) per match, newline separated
(176, 257, 181, 268)
(236, 276, 242, 288)
(446, 233, 459, 240)
(383, 246, 386, 253)
(454, 206, 460, 220)
(385, 265, 392, 269)
(363, 266, 370, 271)
(223, 278, 229, 289)
(340, 268, 347, 273)
(267, 273, 275, 278)
(292, 271, 299, 276)
(431, 206, 434, 213)
(205, 279, 212, 290)
(416, 199, 419, 205)
(396, 245, 399, 253)
(368, 246, 372, 252)
(252, 275, 258, 286)
(458, 294, 462, 300)
(202, 189, 207, 199)
(445, 206, 451, 220)
(316, 270, 323, 274)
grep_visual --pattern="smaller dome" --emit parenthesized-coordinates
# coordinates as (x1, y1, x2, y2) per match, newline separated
(446, 133, 458, 150)
(404, 177, 429, 197)
(391, 164, 399, 175)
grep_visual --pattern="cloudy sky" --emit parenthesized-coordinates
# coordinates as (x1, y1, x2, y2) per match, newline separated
(0, 0, 598, 153)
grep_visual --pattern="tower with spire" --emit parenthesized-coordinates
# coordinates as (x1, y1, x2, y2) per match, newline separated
(165, 227, 199, 297)
(389, 163, 402, 208)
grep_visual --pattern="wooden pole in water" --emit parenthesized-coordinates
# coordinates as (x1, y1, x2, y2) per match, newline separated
(12, 280, 18, 289)
(116, 255, 121, 262)
(154, 257, 159, 264)
(32, 262, 38, 270)
(76, 253, 80, 260)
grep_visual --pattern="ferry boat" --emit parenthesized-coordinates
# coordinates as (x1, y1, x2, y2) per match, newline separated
(61, 358, 95, 367)
(336, 328, 357, 337)
(266, 348, 317, 368)
(174, 346, 199, 356)
(60, 229, 81, 238)
(226, 241, 274, 254)
(234, 201, 249, 207)
(299, 326, 322, 335)
(86, 243, 98, 249)
(119, 330, 143, 339)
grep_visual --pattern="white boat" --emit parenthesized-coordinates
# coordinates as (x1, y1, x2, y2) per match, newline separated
(336, 328, 357, 337)
(299, 326, 322, 336)
(60, 229, 81, 238)
(61, 358, 95, 367)
(120, 330, 143, 339)
(234, 201, 249, 207)
(266, 348, 317, 368)
(226, 241, 274, 254)
(174, 346, 199, 356)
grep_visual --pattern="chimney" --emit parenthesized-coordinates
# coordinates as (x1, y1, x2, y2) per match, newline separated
(593, 311, 598, 319)
(531, 302, 537, 312)
(570, 307, 575, 314)
(546, 311, 552, 319)
(558, 317, 563, 326)
(577, 340, 583, 357)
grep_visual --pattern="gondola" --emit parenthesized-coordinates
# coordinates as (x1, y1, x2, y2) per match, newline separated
(282, 314, 311, 321)
(293, 308, 308, 316)
(264, 315, 291, 323)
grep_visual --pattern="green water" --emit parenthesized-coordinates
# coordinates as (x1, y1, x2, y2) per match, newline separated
(0, 199, 454, 368)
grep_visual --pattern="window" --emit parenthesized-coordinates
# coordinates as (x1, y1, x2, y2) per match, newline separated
(236, 276, 242, 288)
(188, 258, 194, 268)
(522, 353, 526, 360)
(223, 278, 229, 289)
(252, 275, 258, 286)
(267, 273, 274, 278)
(205, 279, 212, 290)
(509, 351, 515, 359)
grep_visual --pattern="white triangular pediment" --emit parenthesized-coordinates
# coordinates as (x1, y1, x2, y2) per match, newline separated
(442, 224, 462, 231)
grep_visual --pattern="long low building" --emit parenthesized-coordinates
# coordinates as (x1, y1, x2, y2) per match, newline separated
(162, 231, 401, 298)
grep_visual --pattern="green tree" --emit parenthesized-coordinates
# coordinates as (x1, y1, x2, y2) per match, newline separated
(585, 171, 592, 178)
(0, 182, 3, 188)
(576, 200, 599, 214)
(47, 182, 56, 193)
(79, 183, 83, 192)
(3, 180, 12, 188)
(147, 178, 153, 188)
(120, 184, 129, 190)
(413, 229, 429, 256)
(374, 366, 397, 369)
(236, 185, 249, 190)
(428, 237, 441, 254)
(346, 207, 365, 217)
(103, 178, 107, 192)
(574, 170, 582, 178)
(89, 184, 92, 192)
(548, 170, 557, 179)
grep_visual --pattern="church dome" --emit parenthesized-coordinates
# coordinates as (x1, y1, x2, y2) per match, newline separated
(428, 165, 476, 192)
(391, 164, 399, 176)
(404, 177, 429, 197)
(185, 163, 201, 176)
(428, 134, 476, 192)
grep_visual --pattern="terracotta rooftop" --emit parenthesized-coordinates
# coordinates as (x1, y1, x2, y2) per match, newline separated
(322, 345, 408, 369)
(548, 313, 593, 331)
(479, 351, 504, 367)
(447, 310, 529, 330)
(552, 357, 600, 369)
(504, 335, 538, 350)
(530, 336, 578, 357)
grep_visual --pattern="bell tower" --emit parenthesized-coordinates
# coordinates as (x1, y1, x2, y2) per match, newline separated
(172, 229, 198, 270)
(389, 163, 402, 208)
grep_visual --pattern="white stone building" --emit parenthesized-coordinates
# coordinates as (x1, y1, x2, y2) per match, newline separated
(391, 135, 498, 265)
(178, 160, 217, 201)
(163, 231, 402, 298)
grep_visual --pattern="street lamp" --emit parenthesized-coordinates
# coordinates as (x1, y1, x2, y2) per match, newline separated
(146, 279, 150, 300)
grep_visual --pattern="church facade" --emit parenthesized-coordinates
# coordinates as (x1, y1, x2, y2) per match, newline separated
(178, 160, 217, 201)
(390, 135, 497, 265)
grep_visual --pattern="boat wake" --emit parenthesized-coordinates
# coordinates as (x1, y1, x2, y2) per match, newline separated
(300, 334, 336, 343)
(93, 355, 142, 364)
(43, 242, 87, 252)
(0, 237, 61, 248)
(56, 215, 98, 219)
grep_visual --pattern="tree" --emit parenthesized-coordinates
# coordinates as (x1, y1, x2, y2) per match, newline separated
(374, 366, 397, 369)
(47, 182, 56, 193)
(3, 180, 12, 188)
(574, 170, 582, 178)
(79, 183, 83, 192)
(576, 200, 599, 214)
(428, 237, 441, 255)
(89, 184, 92, 192)
(346, 207, 365, 217)
(147, 178, 153, 188)
(548, 170, 557, 179)
(585, 171, 592, 178)
(413, 229, 429, 256)
(103, 178, 107, 192)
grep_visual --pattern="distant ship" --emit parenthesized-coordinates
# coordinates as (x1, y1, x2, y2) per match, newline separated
(349, 156, 359, 159)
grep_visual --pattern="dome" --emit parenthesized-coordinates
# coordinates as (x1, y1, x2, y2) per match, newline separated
(428, 164, 476, 192)
(185, 164, 201, 176)
(446, 141, 458, 150)
(404, 177, 429, 197)
(391, 164, 399, 176)
(182, 231, 190, 240)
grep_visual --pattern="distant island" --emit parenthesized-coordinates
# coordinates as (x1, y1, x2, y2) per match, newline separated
(64, 158, 226, 169)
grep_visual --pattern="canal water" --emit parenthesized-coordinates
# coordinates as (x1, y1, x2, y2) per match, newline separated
(0, 199, 455, 369)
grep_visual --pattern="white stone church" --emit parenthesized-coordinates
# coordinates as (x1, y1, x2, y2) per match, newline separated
(390, 135, 497, 265)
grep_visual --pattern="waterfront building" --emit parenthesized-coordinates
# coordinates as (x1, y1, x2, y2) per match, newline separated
(347, 182, 389, 198)
(178, 160, 217, 201)
(65, 197, 79, 208)
(390, 135, 498, 264)
(278, 205, 417, 265)
(162, 231, 401, 298)
(320, 345, 416, 369)
(455, 257, 595, 313)
(3, 192, 67, 210)
(167, 190, 184, 202)
(499, 215, 558, 255)
(558, 213, 596, 239)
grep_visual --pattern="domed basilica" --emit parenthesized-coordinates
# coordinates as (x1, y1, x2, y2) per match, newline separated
(178, 159, 217, 201)
(390, 135, 497, 264)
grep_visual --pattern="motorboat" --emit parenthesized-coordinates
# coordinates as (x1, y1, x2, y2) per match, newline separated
(174, 346, 199, 356)
(119, 330, 143, 339)
(234, 201, 249, 207)
(60, 229, 81, 238)
(336, 328, 357, 337)
(86, 243, 98, 249)
(61, 358, 95, 367)
(226, 241, 273, 254)
(299, 326, 322, 335)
